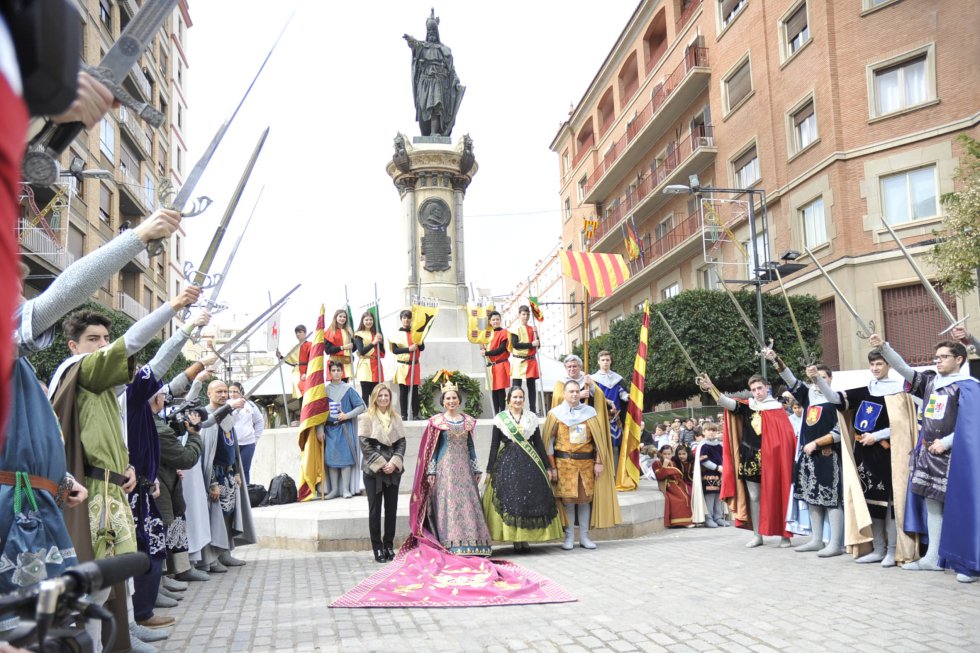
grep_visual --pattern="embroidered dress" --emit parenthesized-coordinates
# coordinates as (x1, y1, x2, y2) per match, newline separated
(653, 460, 693, 528)
(428, 415, 492, 556)
(791, 382, 842, 508)
(482, 411, 562, 542)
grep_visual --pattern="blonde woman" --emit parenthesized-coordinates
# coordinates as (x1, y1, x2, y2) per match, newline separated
(358, 384, 406, 562)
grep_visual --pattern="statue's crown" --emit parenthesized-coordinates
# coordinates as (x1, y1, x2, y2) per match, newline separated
(426, 8, 440, 29)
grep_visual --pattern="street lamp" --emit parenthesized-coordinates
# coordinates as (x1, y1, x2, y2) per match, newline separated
(62, 156, 113, 182)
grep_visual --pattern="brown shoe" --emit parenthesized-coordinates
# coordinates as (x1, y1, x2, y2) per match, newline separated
(137, 615, 176, 629)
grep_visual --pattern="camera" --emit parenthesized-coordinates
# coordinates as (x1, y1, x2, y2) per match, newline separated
(166, 398, 209, 436)
(0, 554, 149, 652)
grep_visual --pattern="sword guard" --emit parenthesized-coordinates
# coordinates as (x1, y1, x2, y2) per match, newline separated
(157, 179, 177, 209)
(203, 299, 228, 314)
(939, 314, 970, 336)
(176, 306, 192, 322)
(856, 319, 876, 340)
(181, 264, 218, 290)
(183, 196, 213, 218)
(799, 352, 819, 368)
(695, 373, 710, 392)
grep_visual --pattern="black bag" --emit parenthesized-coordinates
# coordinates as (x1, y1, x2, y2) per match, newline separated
(247, 483, 268, 507)
(261, 473, 297, 506)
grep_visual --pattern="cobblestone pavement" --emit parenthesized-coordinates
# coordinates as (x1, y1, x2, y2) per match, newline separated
(157, 527, 979, 653)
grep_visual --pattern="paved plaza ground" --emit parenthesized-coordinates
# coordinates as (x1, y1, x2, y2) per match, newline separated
(157, 527, 979, 652)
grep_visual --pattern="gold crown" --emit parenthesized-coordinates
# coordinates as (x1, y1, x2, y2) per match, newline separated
(440, 380, 458, 394)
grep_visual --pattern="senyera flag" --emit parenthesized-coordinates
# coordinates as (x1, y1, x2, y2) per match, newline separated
(559, 251, 630, 298)
(297, 305, 328, 501)
(616, 300, 649, 492)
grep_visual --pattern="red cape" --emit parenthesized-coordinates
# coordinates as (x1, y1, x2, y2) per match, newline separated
(721, 401, 795, 537)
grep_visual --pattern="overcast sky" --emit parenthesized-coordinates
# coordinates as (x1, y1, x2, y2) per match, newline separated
(182, 0, 633, 339)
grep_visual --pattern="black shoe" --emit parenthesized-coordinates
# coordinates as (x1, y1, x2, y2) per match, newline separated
(384, 546, 395, 561)
(373, 547, 387, 563)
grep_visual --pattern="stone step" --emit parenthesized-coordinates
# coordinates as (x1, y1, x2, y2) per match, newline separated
(251, 478, 665, 552)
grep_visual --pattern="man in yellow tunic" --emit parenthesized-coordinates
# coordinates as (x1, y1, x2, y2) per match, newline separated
(543, 379, 620, 550)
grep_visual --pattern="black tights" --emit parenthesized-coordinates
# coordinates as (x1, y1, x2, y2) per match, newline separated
(399, 383, 420, 420)
(492, 388, 506, 414)
(360, 381, 377, 406)
(511, 378, 538, 413)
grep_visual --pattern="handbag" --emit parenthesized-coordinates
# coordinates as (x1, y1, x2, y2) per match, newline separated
(91, 471, 116, 559)
(3, 472, 70, 587)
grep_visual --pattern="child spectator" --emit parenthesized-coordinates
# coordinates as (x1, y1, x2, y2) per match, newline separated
(653, 445, 694, 528)
(673, 444, 695, 494)
(639, 444, 658, 480)
(699, 422, 727, 528)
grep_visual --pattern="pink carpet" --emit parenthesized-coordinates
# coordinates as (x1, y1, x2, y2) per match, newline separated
(330, 539, 575, 608)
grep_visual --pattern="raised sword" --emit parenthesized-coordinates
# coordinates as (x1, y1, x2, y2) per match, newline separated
(655, 309, 709, 389)
(211, 284, 301, 361)
(147, 14, 293, 256)
(23, 0, 176, 185)
(771, 266, 818, 367)
(712, 267, 772, 353)
(804, 247, 875, 339)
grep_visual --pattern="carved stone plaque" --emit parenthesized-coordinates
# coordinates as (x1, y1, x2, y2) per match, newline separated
(419, 197, 452, 272)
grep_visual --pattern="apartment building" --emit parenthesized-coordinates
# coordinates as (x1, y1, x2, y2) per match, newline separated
(551, 0, 979, 372)
(498, 240, 568, 361)
(19, 0, 192, 336)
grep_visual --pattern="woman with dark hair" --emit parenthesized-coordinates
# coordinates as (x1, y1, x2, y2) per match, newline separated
(418, 381, 492, 556)
(324, 309, 354, 381)
(353, 311, 385, 405)
(673, 443, 696, 495)
(482, 386, 562, 552)
(653, 445, 694, 528)
(358, 384, 406, 562)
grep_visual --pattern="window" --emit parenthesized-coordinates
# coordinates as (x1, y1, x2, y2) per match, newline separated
(881, 165, 938, 225)
(99, 1, 111, 29)
(732, 146, 760, 187)
(589, 326, 600, 339)
(568, 291, 577, 315)
(577, 176, 587, 203)
(99, 116, 115, 160)
(634, 300, 646, 313)
(699, 266, 719, 290)
(175, 148, 182, 174)
(661, 282, 681, 300)
(719, 0, 746, 29)
(882, 283, 958, 366)
(561, 150, 569, 175)
(783, 3, 809, 56)
(144, 172, 156, 211)
(99, 184, 112, 223)
(871, 50, 933, 118)
(800, 197, 826, 247)
(564, 198, 571, 222)
(655, 215, 673, 240)
(819, 299, 840, 370)
(174, 235, 181, 261)
(176, 104, 183, 129)
(745, 231, 769, 279)
(68, 224, 85, 260)
(610, 314, 624, 325)
(571, 338, 579, 349)
(792, 100, 817, 152)
(724, 59, 752, 112)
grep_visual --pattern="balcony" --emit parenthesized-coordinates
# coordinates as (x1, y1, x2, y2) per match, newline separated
(675, 0, 703, 34)
(583, 46, 710, 205)
(123, 245, 150, 273)
(126, 65, 152, 102)
(590, 126, 717, 250)
(117, 165, 152, 215)
(119, 292, 149, 320)
(592, 211, 704, 311)
(571, 133, 595, 170)
(17, 219, 76, 270)
(118, 105, 152, 157)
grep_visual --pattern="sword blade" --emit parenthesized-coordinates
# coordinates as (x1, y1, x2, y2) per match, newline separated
(713, 268, 767, 348)
(879, 218, 960, 328)
(804, 247, 875, 336)
(209, 186, 265, 304)
(655, 310, 702, 377)
(168, 15, 292, 212)
(771, 266, 812, 362)
(216, 284, 301, 358)
(188, 128, 269, 286)
(243, 332, 310, 402)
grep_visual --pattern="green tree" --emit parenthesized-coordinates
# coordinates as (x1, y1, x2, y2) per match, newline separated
(929, 134, 980, 295)
(575, 288, 821, 404)
(28, 301, 190, 384)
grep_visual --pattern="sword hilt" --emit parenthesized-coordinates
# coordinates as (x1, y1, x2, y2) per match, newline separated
(856, 319, 876, 341)
(939, 314, 970, 336)
(182, 263, 219, 290)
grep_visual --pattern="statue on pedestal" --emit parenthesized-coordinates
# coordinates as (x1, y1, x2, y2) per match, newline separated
(403, 9, 465, 137)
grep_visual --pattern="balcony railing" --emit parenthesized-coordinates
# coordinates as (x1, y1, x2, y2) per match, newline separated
(571, 133, 595, 169)
(117, 165, 154, 213)
(590, 126, 715, 245)
(129, 65, 152, 101)
(676, 0, 703, 34)
(583, 46, 709, 199)
(17, 220, 75, 269)
(118, 105, 152, 156)
(136, 248, 150, 267)
(119, 292, 149, 320)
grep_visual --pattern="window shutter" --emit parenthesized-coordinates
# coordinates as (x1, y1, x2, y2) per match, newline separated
(785, 4, 808, 41)
(727, 61, 752, 107)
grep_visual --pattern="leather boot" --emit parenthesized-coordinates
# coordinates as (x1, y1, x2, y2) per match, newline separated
(324, 468, 341, 500)
(578, 503, 596, 549)
(561, 504, 575, 550)
(855, 518, 886, 563)
(881, 511, 897, 568)
(817, 508, 844, 557)
(795, 505, 825, 552)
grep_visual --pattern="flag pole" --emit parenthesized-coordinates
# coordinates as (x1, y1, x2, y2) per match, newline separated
(528, 278, 546, 416)
(270, 290, 291, 427)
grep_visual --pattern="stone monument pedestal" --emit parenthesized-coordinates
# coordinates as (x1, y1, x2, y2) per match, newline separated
(387, 133, 491, 413)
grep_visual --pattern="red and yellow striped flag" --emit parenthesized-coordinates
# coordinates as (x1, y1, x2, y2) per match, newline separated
(297, 305, 328, 501)
(616, 300, 649, 491)
(559, 250, 631, 298)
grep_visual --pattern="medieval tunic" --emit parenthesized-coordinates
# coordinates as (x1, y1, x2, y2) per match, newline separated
(592, 370, 629, 456)
(324, 327, 354, 380)
(699, 440, 724, 493)
(283, 340, 312, 398)
(423, 413, 492, 556)
(0, 304, 77, 592)
(324, 381, 365, 468)
(905, 369, 964, 501)
(720, 397, 795, 537)
(353, 329, 385, 383)
(156, 415, 201, 560)
(485, 327, 511, 391)
(509, 324, 540, 380)
(125, 366, 166, 563)
(788, 378, 843, 509)
(482, 411, 562, 542)
(391, 326, 425, 386)
(653, 459, 693, 528)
